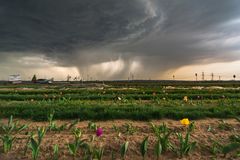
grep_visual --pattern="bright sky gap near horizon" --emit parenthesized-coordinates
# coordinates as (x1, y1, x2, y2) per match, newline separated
(0, 0, 240, 80)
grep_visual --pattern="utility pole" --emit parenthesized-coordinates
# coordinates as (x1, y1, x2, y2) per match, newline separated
(202, 72, 205, 81)
(195, 73, 198, 81)
(233, 75, 236, 80)
(129, 72, 134, 80)
(211, 73, 214, 81)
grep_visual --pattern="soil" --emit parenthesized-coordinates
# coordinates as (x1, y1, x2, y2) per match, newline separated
(0, 118, 239, 160)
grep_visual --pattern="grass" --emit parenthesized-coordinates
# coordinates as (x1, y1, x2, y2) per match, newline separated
(0, 81, 239, 121)
(0, 101, 239, 121)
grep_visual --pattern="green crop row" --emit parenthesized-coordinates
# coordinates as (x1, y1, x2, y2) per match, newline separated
(0, 102, 239, 121)
(0, 93, 240, 101)
(1, 88, 240, 95)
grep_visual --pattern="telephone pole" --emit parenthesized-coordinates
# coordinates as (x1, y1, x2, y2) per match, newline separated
(202, 72, 205, 81)
(195, 73, 198, 81)
(211, 73, 214, 81)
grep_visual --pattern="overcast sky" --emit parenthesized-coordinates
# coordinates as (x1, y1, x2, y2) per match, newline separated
(0, 0, 240, 80)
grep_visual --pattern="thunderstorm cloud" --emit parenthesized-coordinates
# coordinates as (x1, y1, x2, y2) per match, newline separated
(0, 0, 240, 79)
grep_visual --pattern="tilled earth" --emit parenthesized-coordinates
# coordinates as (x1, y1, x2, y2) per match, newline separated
(0, 118, 239, 160)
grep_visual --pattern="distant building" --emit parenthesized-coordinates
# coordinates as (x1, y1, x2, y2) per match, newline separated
(8, 74, 22, 84)
(36, 78, 53, 84)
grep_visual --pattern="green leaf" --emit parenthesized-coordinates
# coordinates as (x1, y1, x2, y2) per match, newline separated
(68, 143, 76, 155)
(8, 115, 13, 127)
(37, 127, 46, 143)
(2, 135, 14, 153)
(30, 138, 39, 160)
(237, 151, 240, 157)
(154, 140, 162, 158)
(88, 122, 97, 131)
(222, 142, 240, 156)
(229, 135, 240, 143)
(207, 125, 212, 132)
(120, 141, 129, 159)
(17, 124, 28, 132)
(68, 119, 79, 130)
(30, 138, 38, 152)
(111, 150, 115, 160)
(140, 136, 148, 158)
(53, 144, 59, 160)
(187, 122, 195, 133)
(94, 147, 104, 160)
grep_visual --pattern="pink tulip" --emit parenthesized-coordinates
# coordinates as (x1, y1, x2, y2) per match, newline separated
(96, 128, 103, 137)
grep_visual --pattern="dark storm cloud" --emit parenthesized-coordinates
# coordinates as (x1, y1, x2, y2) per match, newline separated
(0, 0, 240, 79)
(0, 0, 160, 52)
(120, 0, 240, 77)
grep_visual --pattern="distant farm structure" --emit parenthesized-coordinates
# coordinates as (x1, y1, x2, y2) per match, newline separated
(31, 74, 54, 84)
(35, 78, 54, 84)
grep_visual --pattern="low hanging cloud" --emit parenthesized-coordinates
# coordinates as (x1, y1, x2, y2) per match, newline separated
(0, 0, 240, 79)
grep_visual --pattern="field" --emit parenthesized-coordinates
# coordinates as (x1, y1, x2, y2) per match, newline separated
(0, 80, 239, 159)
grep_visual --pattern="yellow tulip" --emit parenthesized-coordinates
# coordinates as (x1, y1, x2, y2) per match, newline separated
(180, 118, 190, 126)
(183, 96, 188, 102)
